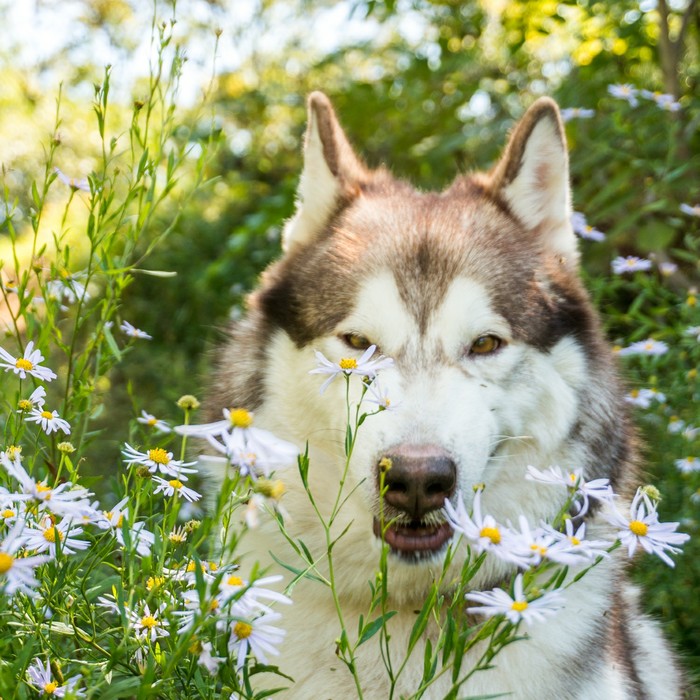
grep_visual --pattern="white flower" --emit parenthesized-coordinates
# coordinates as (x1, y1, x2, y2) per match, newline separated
(525, 465, 614, 516)
(0, 519, 50, 597)
(363, 377, 398, 411)
(680, 203, 700, 217)
(152, 475, 202, 502)
(539, 519, 612, 565)
(136, 410, 171, 433)
(27, 657, 84, 697)
(54, 166, 90, 192)
(605, 488, 690, 567)
(659, 262, 678, 276)
(309, 344, 394, 394)
(616, 339, 669, 357)
(181, 408, 299, 479)
(21, 516, 90, 557)
(684, 326, 700, 341)
(0, 452, 94, 519)
(122, 443, 197, 478)
(668, 417, 686, 434)
(96, 497, 154, 556)
(611, 256, 652, 274)
(570, 211, 606, 242)
(607, 83, 639, 107)
(25, 407, 71, 435)
(228, 611, 285, 670)
(120, 320, 152, 340)
(560, 107, 595, 122)
(219, 573, 292, 613)
(443, 491, 532, 567)
(466, 573, 563, 626)
(0, 341, 57, 381)
(17, 386, 46, 412)
(128, 602, 170, 642)
(197, 641, 226, 675)
(639, 90, 681, 111)
(45, 276, 89, 306)
(675, 457, 700, 474)
(624, 388, 666, 408)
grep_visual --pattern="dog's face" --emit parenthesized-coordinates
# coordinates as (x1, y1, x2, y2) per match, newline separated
(238, 93, 625, 591)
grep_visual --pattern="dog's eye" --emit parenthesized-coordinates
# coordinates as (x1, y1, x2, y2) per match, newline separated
(341, 333, 373, 351)
(469, 335, 501, 356)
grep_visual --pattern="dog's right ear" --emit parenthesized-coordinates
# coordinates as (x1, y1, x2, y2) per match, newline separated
(282, 92, 367, 253)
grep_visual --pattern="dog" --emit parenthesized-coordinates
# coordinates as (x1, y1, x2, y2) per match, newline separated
(204, 92, 686, 698)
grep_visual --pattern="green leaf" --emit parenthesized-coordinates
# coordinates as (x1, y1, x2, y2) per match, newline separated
(357, 611, 397, 646)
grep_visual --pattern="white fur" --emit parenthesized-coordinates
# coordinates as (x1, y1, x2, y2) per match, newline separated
(282, 112, 341, 253)
(502, 117, 579, 266)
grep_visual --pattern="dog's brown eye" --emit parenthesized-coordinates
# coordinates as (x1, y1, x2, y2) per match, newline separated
(341, 333, 372, 350)
(469, 335, 501, 356)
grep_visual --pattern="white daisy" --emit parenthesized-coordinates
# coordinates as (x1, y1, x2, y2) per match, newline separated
(128, 602, 170, 642)
(675, 457, 700, 474)
(363, 377, 398, 411)
(607, 83, 639, 107)
(0, 341, 57, 381)
(96, 497, 154, 556)
(136, 410, 171, 433)
(466, 573, 563, 626)
(21, 516, 90, 557)
(53, 166, 90, 192)
(219, 573, 292, 613)
(17, 386, 46, 413)
(0, 519, 50, 597)
(120, 320, 152, 340)
(525, 465, 614, 515)
(27, 657, 84, 697)
(228, 610, 285, 670)
(25, 407, 71, 435)
(539, 519, 612, 565)
(121, 443, 197, 478)
(309, 344, 394, 394)
(152, 475, 202, 502)
(560, 107, 595, 122)
(611, 256, 652, 274)
(624, 388, 666, 408)
(197, 641, 226, 676)
(616, 339, 669, 357)
(443, 491, 532, 567)
(605, 488, 689, 567)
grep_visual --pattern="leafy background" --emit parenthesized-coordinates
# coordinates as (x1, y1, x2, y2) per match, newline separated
(1, 0, 699, 687)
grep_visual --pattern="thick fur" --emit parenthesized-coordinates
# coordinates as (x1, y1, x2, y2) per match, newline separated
(206, 93, 685, 698)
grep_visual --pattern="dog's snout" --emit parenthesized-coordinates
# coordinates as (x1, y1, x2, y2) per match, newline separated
(379, 445, 456, 520)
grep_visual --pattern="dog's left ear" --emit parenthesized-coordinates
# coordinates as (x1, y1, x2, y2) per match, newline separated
(490, 98, 578, 266)
(282, 92, 367, 253)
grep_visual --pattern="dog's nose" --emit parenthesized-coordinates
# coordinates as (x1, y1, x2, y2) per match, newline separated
(378, 445, 457, 521)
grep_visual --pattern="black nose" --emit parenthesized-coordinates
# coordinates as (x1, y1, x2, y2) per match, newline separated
(378, 445, 457, 521)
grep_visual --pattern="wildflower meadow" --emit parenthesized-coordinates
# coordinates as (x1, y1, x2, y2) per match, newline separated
(0, 1, 699, 697)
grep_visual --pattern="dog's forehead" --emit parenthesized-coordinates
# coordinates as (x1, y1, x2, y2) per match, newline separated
(332, 185, 538, 333)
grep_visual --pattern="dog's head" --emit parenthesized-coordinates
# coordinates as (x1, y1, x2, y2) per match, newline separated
(233, 93, 630, 589)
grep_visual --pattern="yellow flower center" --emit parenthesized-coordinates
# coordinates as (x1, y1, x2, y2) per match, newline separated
(629, 520, 648, 537)
(18, 399, 33, 411)
(511, 600, 528, 612)
(147, 417, 158, 426)
(339, 358, 357, 370)
(43, 682, 58, 694)
(36, 483, 52, 494)
(169, 531, 186, 543)
(168, 479, 183, 490)
(530, 544, 547, 556)
(1, 509, 15, 519)
(479, 526, 501, 544)
(0, 552, 14, 574)
(146, 576, 164, 590)
(229, 408, 253, 428)
(15, 358, 33, 371)
(209, 562, 218, 572)
(210, 599, 219, 611)
(569, 536, 581, 546)
(140, 615, 157, 629)
(148, 448, 170, 465)
(234, 621, 253, 639)
(41, 410, 54, 420)
(227, 575, 244, 586)
(43, 527, 64, 543)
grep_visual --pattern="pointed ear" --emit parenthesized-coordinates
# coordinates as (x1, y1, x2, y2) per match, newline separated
(490, 98, 578, 266)
(282, 92, 367, 253)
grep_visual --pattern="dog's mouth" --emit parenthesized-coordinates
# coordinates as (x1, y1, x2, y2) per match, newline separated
(372, 518, 453, 559)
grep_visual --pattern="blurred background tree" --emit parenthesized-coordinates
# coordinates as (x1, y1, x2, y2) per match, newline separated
(1, 0, 699, 681)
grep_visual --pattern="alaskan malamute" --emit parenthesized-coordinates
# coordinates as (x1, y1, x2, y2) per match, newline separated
(207, 93, 686, 698)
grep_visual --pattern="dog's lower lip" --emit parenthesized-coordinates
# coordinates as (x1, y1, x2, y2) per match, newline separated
(373, 519, 453, 554)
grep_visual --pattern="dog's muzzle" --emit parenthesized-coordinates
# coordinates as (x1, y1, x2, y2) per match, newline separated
(374, 444, 456, 559)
